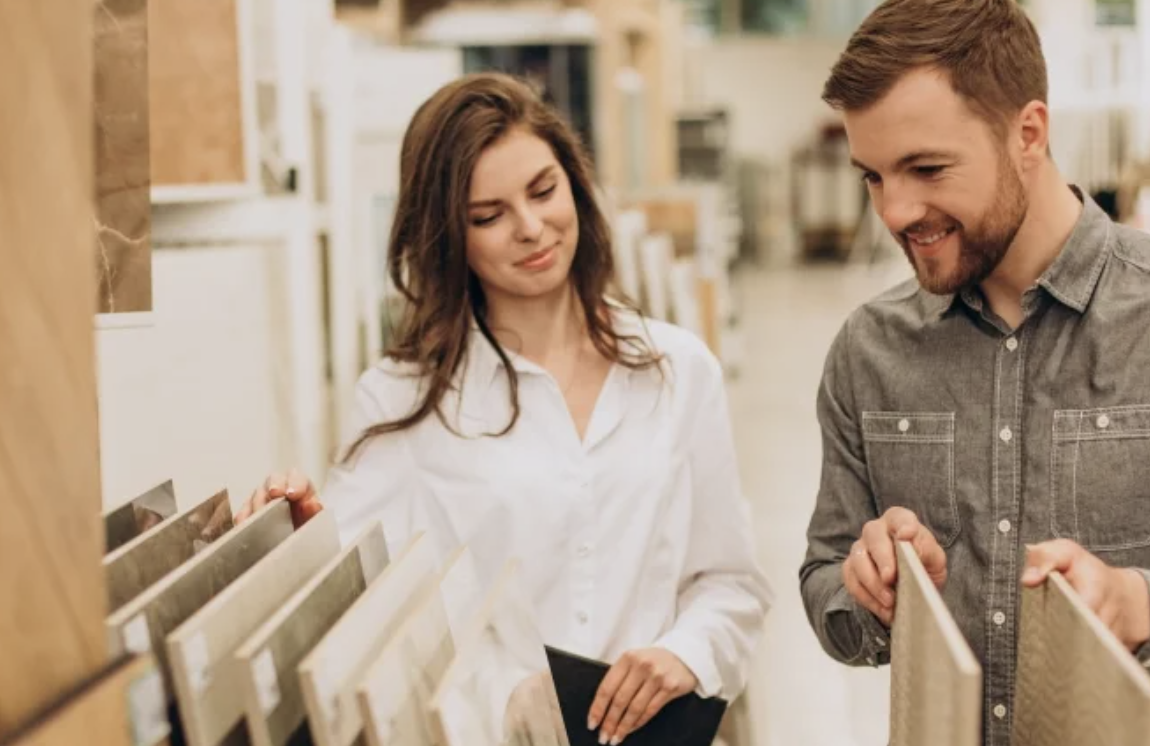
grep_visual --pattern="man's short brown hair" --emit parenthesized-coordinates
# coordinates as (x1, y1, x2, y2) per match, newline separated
(823, 0, 1048, 134)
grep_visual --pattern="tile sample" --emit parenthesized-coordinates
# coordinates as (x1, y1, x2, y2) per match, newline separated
(104, 489, 234, 613)
(889, 541, 981, 746)
(1012, 571, 1150, 746)
(5, 653, 170, 746)
(104, 479, 177, 554)
(429, 560, 570, 746)
(0, 2, 106, 735)
(300, 532, 438, 746)
(105, 500, 293, 697)
(149, 0, 247, 186)
(169, 509, 341, 746)
(94, 0, 152, 314)
(357, 545, 480, 746)
(237, 522, 390, 746)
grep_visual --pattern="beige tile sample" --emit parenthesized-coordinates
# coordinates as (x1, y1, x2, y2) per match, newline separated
(5, 653, 170, 746)
(300, 532, 438, 746)
(236, 522, 390, 746)
(168, 509, 340, 746)
(104, 489, 233, 613)
(105, 501, 293, 697)
(889, 541, 981, 746)
(94, 0, 152, 313)
(358, 545, 481, 746)
(0, 2, 106, 736)
(104, 480, 178, 554)
(1012, 571, 1150, 746)
(429, 560, 569, 746)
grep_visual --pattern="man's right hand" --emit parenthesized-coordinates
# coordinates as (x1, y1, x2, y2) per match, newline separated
(236, 468, 323, 528)
(842, 507, 948, 627)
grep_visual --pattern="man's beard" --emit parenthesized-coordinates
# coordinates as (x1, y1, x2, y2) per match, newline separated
(899, 153, 1028, 296)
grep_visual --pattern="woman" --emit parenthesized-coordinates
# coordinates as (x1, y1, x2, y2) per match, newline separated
(239, 73, 771, 744)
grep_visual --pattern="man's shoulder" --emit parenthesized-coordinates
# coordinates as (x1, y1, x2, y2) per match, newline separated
(1111, 222, 1150, 274)
(843, 275, 942, 333)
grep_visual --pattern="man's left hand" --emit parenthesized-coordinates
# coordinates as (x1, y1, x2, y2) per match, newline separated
(587, 648, 698, 745)
(1023, 539, 1150, 651)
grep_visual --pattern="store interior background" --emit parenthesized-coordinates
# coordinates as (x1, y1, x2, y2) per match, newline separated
(92, 0, 1150, 743)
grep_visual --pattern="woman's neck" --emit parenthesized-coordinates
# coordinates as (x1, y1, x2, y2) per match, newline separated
(484, 283, 589, 365)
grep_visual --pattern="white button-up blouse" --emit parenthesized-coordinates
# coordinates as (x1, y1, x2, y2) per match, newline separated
(322, 309, 772, 700)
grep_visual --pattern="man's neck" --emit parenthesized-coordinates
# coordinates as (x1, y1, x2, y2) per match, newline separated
(980, 169, 1083, 329)
(484, 282, 588, 365)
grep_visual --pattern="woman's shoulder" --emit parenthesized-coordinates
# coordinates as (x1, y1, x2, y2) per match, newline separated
(352, 356, 427, 418)
(610, 303, 722, 381)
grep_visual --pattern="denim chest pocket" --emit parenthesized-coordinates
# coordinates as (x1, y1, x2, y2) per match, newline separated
(862, 412, 959, 547)
(1051, 405, 1150, 551)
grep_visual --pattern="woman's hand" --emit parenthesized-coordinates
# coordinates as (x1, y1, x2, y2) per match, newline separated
(587, 648, 698, 745)
(236, 468, 323, 528)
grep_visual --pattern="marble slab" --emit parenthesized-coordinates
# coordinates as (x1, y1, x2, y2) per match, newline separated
(149, 0, 247, 186)
(237, 522, 390, 746)
(104, 489, 233, 613)
(357, 545, 481, 746)
(300, 532, 438, 746)
(169, 509, 340, 746)
(105, 500, 293, 698)
(104, 479, 177, 554)
(889, 541, 981, 746)
(429, 559, 569, 746)
(1012, 571, 1150, 746)
(94, 0, 152, 314)
(5, 653, 169, 746)
(0, 3, 105, 735)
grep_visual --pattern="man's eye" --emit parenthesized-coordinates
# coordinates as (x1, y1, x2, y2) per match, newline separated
(915, 165, 945, 177)
(861, 172, 881, 185)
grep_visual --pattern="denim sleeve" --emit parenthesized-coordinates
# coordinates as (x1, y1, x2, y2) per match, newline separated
(799, 321, 890, 667)
(1135, 568, 1150, 669)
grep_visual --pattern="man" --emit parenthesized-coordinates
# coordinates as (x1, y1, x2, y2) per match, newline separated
(798, 0, 1150, 743)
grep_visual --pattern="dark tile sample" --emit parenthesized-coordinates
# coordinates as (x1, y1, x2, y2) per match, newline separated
(104, 479, 177, 554)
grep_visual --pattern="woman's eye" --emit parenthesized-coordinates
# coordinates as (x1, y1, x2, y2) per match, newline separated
(533, 185, 556, 199)
(472, 214, 500, 226)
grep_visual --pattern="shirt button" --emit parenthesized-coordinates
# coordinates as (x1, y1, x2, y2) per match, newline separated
(993, 704, 1007, 720)
(876, 637, 887, 647)
(1097, 414, 1111, 430)
(993, 611, 1006, 626)
(998, 520, 1012, 534)
(1000, 427, 1013, 443)
(898, 418, 910, 433)
(576, 611, 589, 624)
(1005, 337, 1019, 352)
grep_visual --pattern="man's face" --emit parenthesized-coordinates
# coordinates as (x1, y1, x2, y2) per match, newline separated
(844, 68, 1029, 295)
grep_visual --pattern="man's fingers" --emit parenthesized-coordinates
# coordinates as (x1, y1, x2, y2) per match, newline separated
(852, 542, 895, 609)
(884, 507, 923, 540)
(912, 530, 948, 588)
(845, 555, 895, 625)
(1022, 540, 1080, 586)
(588, 656, 632, 731)
(862, 520, 899, 586)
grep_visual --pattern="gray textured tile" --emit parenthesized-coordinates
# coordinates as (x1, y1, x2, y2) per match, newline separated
(1013, 572, 1150, 746)
(169, 509, 341, 746)
(104, 489, 233, 613)
(889, 542, 981, 746)
(237, 522, 389, 746)
(104, 480, 177, 554)
(105, 500, 293, 698)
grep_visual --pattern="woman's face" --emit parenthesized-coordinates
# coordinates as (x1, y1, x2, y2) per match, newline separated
(465, 127, 579, 303)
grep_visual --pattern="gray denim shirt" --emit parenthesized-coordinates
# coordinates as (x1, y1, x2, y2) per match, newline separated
(800, 189, 1150, 746)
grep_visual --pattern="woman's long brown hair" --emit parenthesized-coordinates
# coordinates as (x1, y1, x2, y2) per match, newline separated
(342, 73, 661, 462)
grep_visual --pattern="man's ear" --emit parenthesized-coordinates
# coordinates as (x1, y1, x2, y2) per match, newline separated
(1017, 100, 1050, 167)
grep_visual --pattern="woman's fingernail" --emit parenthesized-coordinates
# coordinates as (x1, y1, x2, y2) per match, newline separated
(587, 717, 598, 731)
(598, 731, 609, 745)
(611, 736, 623, 746)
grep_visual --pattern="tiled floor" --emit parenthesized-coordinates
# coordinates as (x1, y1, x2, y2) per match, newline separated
(726, 256, 914, 746)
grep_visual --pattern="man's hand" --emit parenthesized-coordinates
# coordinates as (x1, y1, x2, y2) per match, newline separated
(587, 648, 698, 745)
(1023, 539, 1150, 652)
(843, 507, 948, 627)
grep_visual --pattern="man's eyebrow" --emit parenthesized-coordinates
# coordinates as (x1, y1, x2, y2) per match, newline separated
(468, 166, 556, 209)
(850, 151, 959, 173)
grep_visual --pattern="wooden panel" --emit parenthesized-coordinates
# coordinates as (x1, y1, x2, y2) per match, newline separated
(358, 545, 481, 746)
(300, 532, 438, 746)
(148, 0, 247, 186)
(105, 501, 293, 697)
(4, 654, 170, 746)
(890, 541, 981, 746)
(94, 0, 152, 313)
(1013, 571, 1150, 746)
(429, 560, 568, 746)
(0, 1, 107, 738)
(104, 479, 178, 555)
(169, 509, 340, 746)
(103, 490, 233, 613)
(237, 523, 390, 746)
